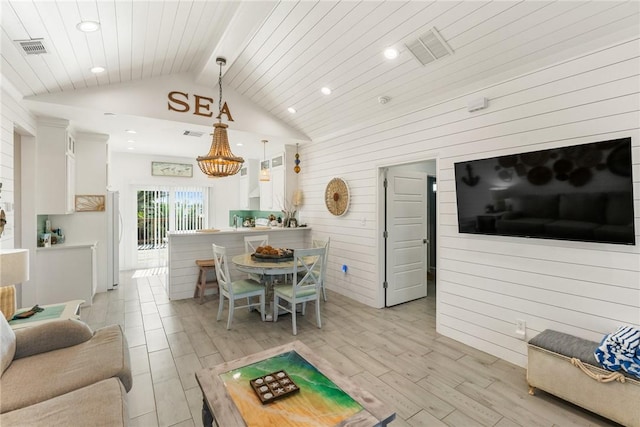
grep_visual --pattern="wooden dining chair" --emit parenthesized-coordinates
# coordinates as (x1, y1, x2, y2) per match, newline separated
(273, 247, 326, 335)
(212, 244, 265, 330)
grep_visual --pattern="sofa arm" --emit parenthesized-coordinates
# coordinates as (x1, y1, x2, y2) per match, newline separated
(13, 319, 93, 359)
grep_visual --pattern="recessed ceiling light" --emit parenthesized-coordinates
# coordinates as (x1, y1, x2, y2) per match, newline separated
(125, 129, 136, 134)
(236, 143, 243, 146)
(287, 107, 297, 114)
(76, 21, 100, 32)
(384, 47, 398, 60)
(90, 66, 105, 74)
(321, 87, 332, 95)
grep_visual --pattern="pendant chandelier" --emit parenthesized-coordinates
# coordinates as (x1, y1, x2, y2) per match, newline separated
(197, 57, 244, 178)
(259, 140, 270, 182)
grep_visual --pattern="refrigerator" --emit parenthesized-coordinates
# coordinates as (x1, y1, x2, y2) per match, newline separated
(106, 191, 121, 289)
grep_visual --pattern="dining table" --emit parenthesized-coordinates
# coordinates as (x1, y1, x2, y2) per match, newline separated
(231, 252, 318, 321)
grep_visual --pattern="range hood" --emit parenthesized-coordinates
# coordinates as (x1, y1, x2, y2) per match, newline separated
(249, 187, 260, 198)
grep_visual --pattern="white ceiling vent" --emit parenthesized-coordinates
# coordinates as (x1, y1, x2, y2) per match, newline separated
(183, 130, 205, 137)
(14, 39, 48, 56)
(405, 28, 453, 66)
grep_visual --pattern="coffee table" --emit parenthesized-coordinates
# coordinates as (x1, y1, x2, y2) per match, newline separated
(195, 340, 396, 427)
(9, 300, 84, 330)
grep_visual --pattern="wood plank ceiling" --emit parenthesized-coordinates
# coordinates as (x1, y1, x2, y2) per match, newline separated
(1, 1, 639, 157)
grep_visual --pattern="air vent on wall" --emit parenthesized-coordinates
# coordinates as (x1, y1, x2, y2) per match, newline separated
(14, 39, 48, 56)
(183, 130, 204, 137)
(405, 28, 453, 66)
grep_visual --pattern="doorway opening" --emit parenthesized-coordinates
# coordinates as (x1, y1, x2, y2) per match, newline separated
(379, 160, 437, 308)
(136, 186, 208, 268)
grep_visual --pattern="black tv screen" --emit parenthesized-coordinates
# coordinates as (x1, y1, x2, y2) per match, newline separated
(454, 137, 636, 245)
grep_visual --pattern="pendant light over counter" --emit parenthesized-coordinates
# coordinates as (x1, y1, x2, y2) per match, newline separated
(259, 140, 270, 182)
(197, 57, 244, 178)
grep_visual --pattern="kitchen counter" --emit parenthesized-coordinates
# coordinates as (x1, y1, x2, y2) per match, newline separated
(167, 227, 311, 300)
(168, 226, 306, 235)
(36, 242, 98, 251)
(34, 242, 98, 307)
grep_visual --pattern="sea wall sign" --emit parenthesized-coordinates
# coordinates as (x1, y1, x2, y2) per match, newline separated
(167, 91, 234, 121)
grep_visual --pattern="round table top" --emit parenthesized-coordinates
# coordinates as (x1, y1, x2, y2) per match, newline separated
(232, 253, 315, 275)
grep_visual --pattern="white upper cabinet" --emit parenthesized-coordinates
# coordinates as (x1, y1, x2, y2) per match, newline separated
(259, 145, 298, 212)
(259, 159, 273, 211)
(36, 119, 76, 214)
(239, 159, 259, 210)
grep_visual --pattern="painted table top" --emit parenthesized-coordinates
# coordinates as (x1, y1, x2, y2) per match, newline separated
(196, 341, 396, 427)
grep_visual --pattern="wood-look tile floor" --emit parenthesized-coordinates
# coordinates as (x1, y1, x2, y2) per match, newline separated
(81, 269, 619, 427)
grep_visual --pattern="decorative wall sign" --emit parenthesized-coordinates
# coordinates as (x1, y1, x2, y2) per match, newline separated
(75, 195, 106, 212)
(151, 161, 193, 177)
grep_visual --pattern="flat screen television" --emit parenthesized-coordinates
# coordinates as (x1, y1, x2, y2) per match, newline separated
(454, 137, 636, 245)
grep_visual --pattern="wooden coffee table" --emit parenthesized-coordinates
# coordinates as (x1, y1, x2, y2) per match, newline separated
(195, 340, 396, 427)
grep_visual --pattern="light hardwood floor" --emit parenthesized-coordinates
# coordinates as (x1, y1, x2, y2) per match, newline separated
(80, 269, 619, 427)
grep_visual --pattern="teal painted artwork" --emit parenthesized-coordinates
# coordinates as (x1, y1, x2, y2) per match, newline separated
(220, 351, 364, 426)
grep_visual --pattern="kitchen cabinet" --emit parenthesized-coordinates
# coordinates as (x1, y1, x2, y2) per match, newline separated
(36, 243, 97, 307)
(259, 159, 273, 210)
(239, 159, 259, 210)
(271, 159, 285, 209)
(260, 145, 298, 211)
(36, 118, 76, 214)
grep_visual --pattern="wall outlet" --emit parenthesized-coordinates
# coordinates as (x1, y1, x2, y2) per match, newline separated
(515, 319, 526, 340)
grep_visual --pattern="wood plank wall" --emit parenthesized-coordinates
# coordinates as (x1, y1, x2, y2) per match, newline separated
(1, 87, 36, 247)
(167, 229, 312, 300)
(300, 38, 640, 367)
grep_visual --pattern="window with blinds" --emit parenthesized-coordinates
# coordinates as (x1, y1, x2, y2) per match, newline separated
(137, 186, 207, 250)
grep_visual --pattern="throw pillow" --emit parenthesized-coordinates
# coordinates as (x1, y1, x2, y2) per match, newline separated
(0, 312, 16, 375)
(0, 285, 16, 320)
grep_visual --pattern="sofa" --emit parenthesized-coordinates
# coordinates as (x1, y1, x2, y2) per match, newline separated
(495, 192, 634, 243)
(1, 313, 132, 426)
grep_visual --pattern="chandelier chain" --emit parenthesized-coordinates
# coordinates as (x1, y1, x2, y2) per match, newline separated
(218, 61, 223, 120)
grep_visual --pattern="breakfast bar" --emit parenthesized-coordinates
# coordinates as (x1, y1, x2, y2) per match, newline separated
(167, 227, 311, 300)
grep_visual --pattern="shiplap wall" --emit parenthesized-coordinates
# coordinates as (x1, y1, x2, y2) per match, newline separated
(0, 86, 36, 248)
(300, 38, 640, 367)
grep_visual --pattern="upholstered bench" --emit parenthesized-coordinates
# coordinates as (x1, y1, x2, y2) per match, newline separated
(527, 329, 640, 426)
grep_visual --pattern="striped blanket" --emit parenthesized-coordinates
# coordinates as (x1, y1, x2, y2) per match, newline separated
(594, 325, 640, 379)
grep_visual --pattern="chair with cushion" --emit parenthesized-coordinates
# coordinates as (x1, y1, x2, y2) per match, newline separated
(212, 244, 265, 330)
(244, 235, 269, 283)
(274, 247, 326, 335)
(298, 237, 331, 301)
(312, 236, 330, 301)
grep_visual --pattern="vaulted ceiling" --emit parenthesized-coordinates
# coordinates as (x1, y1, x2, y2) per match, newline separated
(2, 1, 639, 159)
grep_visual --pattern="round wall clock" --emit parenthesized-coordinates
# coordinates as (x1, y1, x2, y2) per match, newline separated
(324, 178, 350, 216)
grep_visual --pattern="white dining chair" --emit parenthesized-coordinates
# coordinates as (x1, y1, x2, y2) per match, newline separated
(244, 235, 269, 282)
(212, 244, 265, 330)
(311, 236, 330, 301)
(273, 247, 326, 335)
(297, 236, 330, 301)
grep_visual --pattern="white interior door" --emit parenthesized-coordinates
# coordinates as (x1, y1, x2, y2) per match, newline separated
(385, 169, 428, 306)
